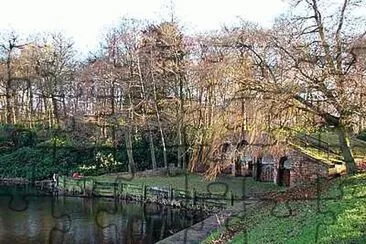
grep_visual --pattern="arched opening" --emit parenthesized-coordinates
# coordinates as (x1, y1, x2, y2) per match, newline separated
(277, 156, 288, 186)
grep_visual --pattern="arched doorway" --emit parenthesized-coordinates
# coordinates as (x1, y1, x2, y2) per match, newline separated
(277, 156, 288, 186)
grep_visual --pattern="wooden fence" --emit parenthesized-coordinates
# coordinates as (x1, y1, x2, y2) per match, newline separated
(57, 177, 234, 209)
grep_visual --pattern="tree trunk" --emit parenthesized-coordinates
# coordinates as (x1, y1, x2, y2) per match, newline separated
(27, 79, 33, 127)
(125, 126, 135, 174)
(177, 71, 185, 169)
(12, 94, 17, 124)
(62, 94, 67, 118)
(183, 127, 188, 170)
(6, 51, 13, 124)
(51, 95, 59, 125)
(335, 126, 356, 175)
(136, 57, 157, 171)
(358, 91, 363, 133)
(177, 121, 183, 168)
(152, 78, 168, 171)
(41, 91, 47, 121)
(149, 127, 157, 170)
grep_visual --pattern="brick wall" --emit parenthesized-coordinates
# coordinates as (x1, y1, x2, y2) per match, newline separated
(287, 152, 329, 187)
(272, 151, 329, 187)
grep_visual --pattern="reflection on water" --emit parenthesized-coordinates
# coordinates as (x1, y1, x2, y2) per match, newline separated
(0, 186, 205, 243)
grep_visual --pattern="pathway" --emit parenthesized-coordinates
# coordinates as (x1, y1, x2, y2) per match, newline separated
(156, 198, 259, 244)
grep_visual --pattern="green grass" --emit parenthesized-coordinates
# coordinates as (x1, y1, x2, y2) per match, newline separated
(307, 131, 366, 159)
(92, 173, 285, 199)
(208, 173, 366, 244)
(290, 130, 366, 172)
(201, 230, 221, 244)
(289, 142, 343, 164)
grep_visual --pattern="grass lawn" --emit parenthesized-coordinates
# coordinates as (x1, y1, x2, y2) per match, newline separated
(301, 131, 366, 160)
(290, 131, 366, 174)
(92, 173, 285, 199)
(205, 173, 366, 243)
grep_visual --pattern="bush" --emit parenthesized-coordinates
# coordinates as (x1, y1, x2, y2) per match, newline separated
(0, 122, 181, 180)
(0, 124, 37, 153)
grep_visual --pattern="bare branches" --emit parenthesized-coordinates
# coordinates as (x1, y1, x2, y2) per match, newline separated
(0, 1, 364, 177)
(335, 0, 350, 69)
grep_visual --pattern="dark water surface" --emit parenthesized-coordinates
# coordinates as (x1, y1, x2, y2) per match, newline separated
(0, 186, 205, 244)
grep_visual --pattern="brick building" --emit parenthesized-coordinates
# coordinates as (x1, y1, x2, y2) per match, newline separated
(243, 150, 341, 187)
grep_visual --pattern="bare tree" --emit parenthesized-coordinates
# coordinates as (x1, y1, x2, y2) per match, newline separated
(0, 32, 33, 124)
(239, 0, 366, 174)
(33, 33, 75, 127)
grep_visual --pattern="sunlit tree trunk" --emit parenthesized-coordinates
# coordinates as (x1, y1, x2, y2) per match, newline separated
(5, 47, 13, 124)
(126, 79, 136, 174)
(137, 56, 157, 170)
(152, 78, 168, 171)
(51, 95, 59, 125)
(125, 125, 135, 173)
(335, 126, 356, 174)
(177, 74, 185, 169)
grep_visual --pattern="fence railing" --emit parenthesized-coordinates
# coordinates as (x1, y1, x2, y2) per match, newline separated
(57, 176, 234, 208)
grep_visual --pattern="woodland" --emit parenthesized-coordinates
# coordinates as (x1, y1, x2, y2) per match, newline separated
(0, 0, 365, 180)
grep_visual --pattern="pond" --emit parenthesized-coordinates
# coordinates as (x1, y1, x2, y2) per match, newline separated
(0, 185, 206, 243)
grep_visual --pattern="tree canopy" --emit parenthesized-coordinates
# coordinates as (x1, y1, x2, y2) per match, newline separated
(0, 0, 365, 179)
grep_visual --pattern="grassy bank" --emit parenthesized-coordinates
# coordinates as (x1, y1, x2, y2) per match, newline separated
(205, 173, 366, 243)
(293, 131, 366, 162)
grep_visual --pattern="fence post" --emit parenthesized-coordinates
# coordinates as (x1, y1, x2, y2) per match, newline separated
(83, 178, 86, 196)
(191, 188, 196, 206)
(230, 191, 234, 206)
(121, 182, 124, 195)
(169, 185, 173, 201)
(113, 182, 117, 199)
(91, 179, 95, 196)
(143, 185, 147, 201)
(117, 182, 121, 198)
(124, 183, 128, 199)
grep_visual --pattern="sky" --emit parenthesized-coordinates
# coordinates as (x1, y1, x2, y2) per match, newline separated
(0, 0, 288, 56)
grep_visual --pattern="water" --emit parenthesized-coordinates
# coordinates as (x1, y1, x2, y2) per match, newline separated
(0, 186, 206, 243)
